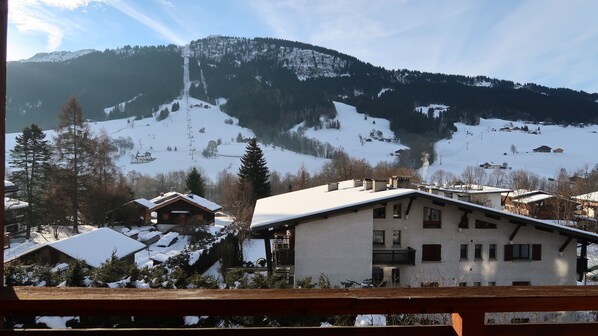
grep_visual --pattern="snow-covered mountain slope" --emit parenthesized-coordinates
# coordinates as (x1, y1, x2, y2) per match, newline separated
(290, 101, 408, 161)
(421, 119, 598, 180)
(21, 49, 97, 63)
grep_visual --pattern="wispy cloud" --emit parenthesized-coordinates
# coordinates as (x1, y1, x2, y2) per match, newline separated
(104, 0, 186, 45)
(9, 0, 100, 51)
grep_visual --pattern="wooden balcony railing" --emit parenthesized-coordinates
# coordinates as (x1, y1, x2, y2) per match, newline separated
(1, 286, 597, 335)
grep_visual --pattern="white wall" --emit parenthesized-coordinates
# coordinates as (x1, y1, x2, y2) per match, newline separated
(372, 198, 577, 287)
(294, 209, 372, 285)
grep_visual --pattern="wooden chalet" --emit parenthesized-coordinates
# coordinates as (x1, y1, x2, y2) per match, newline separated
(150, 192, 222, 232)
(503, 190, 577, 220)
(106, 198, 154, 226)
(533, 145, 552, 153)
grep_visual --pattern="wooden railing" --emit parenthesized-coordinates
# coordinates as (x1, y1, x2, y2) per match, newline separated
(1, 286, 597, 335)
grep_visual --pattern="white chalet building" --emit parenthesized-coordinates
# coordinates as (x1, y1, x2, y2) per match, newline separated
(250, 179, 598, 287)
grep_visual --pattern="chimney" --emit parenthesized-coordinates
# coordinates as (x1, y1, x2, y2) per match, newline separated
(364, 179, 373, 191)
(390, 176, 411, 189)
(353, 179, 363, 188)
(373, 179, 387, 192)
(327, 182, 339, 192)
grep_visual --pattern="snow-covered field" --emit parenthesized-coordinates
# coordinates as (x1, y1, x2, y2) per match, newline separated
(421, 119, 598, 181)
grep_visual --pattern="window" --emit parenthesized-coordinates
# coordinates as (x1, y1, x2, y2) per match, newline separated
(391, 268, 400, 286)
(373, 230, 385, 245)
(393, 203, 402, 218)
(475, 219, 497, 229)
(473, 282, 482, 286)
(504, 244, 542, 261)
(459, 282, 467, 287)
(422, 244, 441, 261)
(489, 244, 497, 259)
(460, 244, 468, 260)
(512, 281, 531, 286)
(488, 282, 496, 286)
(475, 244, 482, 260)
(423, 207, 442, 228)
(392, 230, 401, 245)
(457, 194, 470, 202)
(373, 207, 386, 219)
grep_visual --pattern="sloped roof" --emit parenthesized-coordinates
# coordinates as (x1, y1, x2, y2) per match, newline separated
(251, 180, 598, 244)
(512, 193, 555, 204)
(131, 198, 156, 209)
(574, 191, 598, 203)
(4, 180, 18, 193)
(48, 228, 146, 268)
(5, 197, 29, 210)
(150, 192, 221, 212)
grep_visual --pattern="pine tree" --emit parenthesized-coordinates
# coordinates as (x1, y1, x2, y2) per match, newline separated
(238, 138, 271, 202)
(53, 96, 93, 234)
(9, 123, 51, 238)
(186, 167, 206, 197)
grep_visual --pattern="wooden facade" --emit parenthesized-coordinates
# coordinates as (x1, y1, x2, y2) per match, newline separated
(154, 198, 216, 225)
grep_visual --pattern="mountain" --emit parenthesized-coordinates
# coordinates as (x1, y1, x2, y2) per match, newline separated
(7, 36, 598, 167)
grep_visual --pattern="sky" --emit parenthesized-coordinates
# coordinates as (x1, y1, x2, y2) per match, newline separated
(7, 0, 598, 93)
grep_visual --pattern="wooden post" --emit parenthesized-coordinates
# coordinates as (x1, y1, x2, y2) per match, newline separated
(452, 311, 485, 336)
(0, 0, 8, 285)
(264, 235, 273, 275)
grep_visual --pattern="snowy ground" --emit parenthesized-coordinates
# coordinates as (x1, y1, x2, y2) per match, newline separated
(421, 119, 598, 181)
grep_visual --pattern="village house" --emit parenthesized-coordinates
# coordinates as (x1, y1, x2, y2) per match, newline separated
(4, 180, 28, 247)
(503, 190, 577, 220)
(4, 228, 146, 268)
(573, 191, 598, 221)
(107, 191, 222, 233)
(251, 179, 598, 289)
(533, 145, 552, 153)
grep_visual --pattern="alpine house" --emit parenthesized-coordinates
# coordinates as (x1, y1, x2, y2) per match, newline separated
(250, 178, 598, 287)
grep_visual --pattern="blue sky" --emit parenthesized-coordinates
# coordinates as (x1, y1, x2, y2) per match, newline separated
(8, 0, 598, 93)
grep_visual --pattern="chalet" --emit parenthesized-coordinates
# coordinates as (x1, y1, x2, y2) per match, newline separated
(4, 228, 146, 268)
(107, 192, 222, 232)
(533, 145, 552, 153)
(4, 180, 28, 240)
(106, 198, 154, 226)
(553, 148, 565, 153)
(419, 184, 511, 210)
(503, 190, 577, 220)
(250, 179, 598, 288)
(573, 191, 598, 220)
(150, 192, 222, 232)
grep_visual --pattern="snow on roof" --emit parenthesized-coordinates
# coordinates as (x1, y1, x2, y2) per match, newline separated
(132, 198, 155, 209)
(251, 180, 413, 230)
(48, 228, 146, 268)
(512, 193, 555, 204)
(423, 184, 511, 194)
(156, 232, 179, 247)
(574, 191, 598, 203)
(5, 197, 29, 210)
(150, 191, 222, 212)
(251, 180, 598, 244)
(4, 180, 18, 193)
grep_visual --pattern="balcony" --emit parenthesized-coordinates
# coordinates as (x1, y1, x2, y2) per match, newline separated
(373, 247, 416, 265)
(0, 286, 597, 335)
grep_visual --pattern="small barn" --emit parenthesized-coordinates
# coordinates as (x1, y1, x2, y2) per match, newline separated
(553, 148, 564, 153)
(5, 228, 146, 268)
